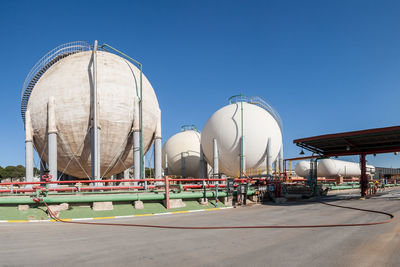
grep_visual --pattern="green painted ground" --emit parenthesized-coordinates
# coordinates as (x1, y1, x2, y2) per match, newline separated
(0, 200, 226, 220)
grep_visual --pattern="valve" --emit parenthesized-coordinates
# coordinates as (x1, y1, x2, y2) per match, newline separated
(32, 197, 42, 204)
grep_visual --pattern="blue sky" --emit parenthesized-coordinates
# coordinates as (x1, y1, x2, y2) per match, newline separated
(0, 0, 399, 168)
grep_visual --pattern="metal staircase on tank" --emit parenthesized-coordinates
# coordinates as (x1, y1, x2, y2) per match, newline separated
(21, 41, 92, 124)
(228, 94, 283, 131)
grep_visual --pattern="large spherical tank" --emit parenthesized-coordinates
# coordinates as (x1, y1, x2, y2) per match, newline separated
(27, 51, 160, 178)
(162, 130, 202, 177)
(201, 102, 282, 177)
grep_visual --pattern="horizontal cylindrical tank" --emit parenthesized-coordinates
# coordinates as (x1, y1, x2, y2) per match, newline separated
(201, 101, 282, 177)
(27, 50, 160, 178)
(295, 159, 375, 178)
(162, 129, 202, 178)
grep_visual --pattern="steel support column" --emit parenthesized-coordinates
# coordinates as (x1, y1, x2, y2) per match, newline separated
(48, 96, 57, 185)
(213, 138, 219, 178)
(154, 112, 162, 180)
(360, 153, 368, 197)
(266, 137, 272, 176)
(123, 168, 130, 185)
(278, 145, 283, 175)
(164, 154, 169, 176)
(181, 152, 186, 178)
(200, 147, 207, 178)
(133, 130, 140, 186)
(25, 110, 33, 189)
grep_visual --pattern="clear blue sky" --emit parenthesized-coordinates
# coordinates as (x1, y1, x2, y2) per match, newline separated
(0, 0, 399, 168)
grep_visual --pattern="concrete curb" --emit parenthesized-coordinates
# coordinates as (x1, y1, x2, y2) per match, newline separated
(0, 206, 234, 223)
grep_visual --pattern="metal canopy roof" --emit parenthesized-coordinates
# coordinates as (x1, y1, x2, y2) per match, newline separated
(293, 126, 400, 156)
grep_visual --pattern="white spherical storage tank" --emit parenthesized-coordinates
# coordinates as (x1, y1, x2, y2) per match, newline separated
(295, 159, 375, 178)
(23, 44, 160, 178)
(162, 128, 202, 177)
(201, 97, 282, 177)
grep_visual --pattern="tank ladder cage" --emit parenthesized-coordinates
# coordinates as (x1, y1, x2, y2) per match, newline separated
(181, 125, 200, 133)
(228, 94, 283, 131)
(99, 43, 145, 180)
(20, 41, 92, 124)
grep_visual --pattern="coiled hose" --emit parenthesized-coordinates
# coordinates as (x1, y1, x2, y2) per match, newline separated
(42, 200, 394, 229)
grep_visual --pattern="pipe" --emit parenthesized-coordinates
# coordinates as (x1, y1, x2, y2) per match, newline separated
(91, 40, 100, 181)
(96, 127, 102, 186)
(25, 110, 33, 189)
(240, 98, 245, 177)
(0, 178, 226, 186)
(0, 190, 255, 204)
(48, 96, 57, 185)
(133, 131, 140, 185)
(133, 97, 140, 186)
(241, 135, 246, 176)
(213, 138, 219, 178)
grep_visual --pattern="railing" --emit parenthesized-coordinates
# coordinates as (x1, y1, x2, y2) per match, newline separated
(228, 95, 283, 131)
(0, 177, 247, 195)
(20, 41, 92, 124)
(181, 125, 200, 132)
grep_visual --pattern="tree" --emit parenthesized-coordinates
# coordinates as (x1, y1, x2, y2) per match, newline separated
(0, 165, 37, 179)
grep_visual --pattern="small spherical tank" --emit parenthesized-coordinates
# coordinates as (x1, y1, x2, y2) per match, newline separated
(201, 101, 282, 177)
(162, 129, 202, 177)
(26, 50, 160, 178)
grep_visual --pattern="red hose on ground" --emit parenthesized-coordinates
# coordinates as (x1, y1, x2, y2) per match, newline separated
(42, 200, 394, 229)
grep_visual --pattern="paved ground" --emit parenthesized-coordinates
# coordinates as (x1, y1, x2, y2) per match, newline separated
(1, 191, 400, 267)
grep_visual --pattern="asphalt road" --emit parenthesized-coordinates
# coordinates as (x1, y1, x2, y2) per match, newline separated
(0, 194, 399, 267)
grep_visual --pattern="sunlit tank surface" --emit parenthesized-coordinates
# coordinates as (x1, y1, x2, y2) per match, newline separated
(162, 129, 202, 177)
(201, 102, 282, 177)
(295, 159, 375, 178)
(26, 51, 160, 178)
